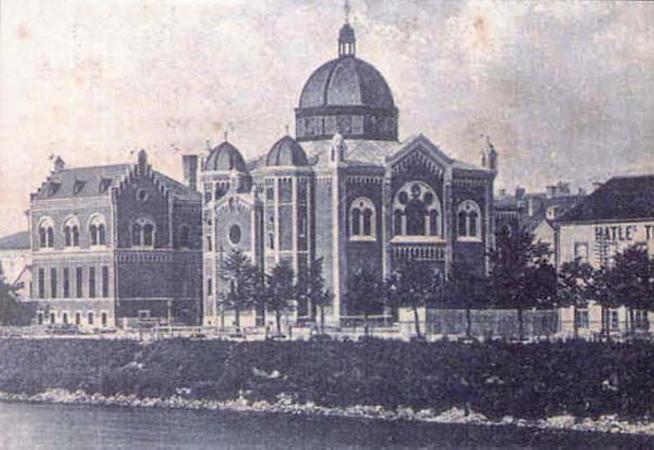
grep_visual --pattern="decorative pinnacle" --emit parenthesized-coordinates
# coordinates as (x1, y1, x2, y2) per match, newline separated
(344, 0, 351, 24)
(224, 130, 229, 142)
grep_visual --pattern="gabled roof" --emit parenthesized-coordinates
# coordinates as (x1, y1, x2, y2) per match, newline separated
(0, 231, 29, 251)
(34, 164, 131, 200)
(33, 163, 200, 202)
(557, 175, 654, 223)
(152, 171, 202, 202)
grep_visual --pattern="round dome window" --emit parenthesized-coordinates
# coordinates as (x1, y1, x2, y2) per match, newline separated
(229, 225, 241, 245)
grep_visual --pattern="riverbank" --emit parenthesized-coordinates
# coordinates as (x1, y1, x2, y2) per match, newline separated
(3, 388, 654, 438)
(4, 400, 654, 449)
(2, 338, 654, 436)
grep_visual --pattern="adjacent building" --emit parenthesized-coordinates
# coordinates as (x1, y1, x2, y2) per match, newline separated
(28, 152, 202, 328)
(0, 231, 31, 300)
(555, 174, 654, 337)
(192, 22, 497, 327)
(494, 181, 585, 262)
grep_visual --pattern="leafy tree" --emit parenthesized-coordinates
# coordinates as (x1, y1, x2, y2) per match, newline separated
(303, 257, 331, 333)
(346, 268, 384, 336)
(265, 260, 296, 336)
(217, 249, 258, 331)
(557, 258, 595, 339)
(606, 245, 654, 338)
(488, 227, 556, 340)
(446, 264, 489, 339)
(386, 259, 442, 339)
(0, 266, 30, 326)
(587, 265, 617, 341)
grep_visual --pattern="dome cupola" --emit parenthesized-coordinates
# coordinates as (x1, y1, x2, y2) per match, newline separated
(338, 23, 356, 57)
(203, 140, 246, 172)
(266, 135, 309, 167)
(295, 21, 398, 143)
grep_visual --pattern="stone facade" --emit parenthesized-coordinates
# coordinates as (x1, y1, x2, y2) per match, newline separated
(193, 23, 496, 327)
(28, 151, 202, 329)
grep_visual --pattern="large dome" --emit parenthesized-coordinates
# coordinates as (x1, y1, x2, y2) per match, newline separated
(298, 57, 395, 110)
(204, 141, 246, 172)
(295, 23, 398, 143)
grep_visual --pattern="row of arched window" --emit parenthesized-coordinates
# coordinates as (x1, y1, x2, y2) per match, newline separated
(38, 215, 107, 249)
(130, 220, 191, 248)
(38, 215, 195, 249)
(347, 185, 482, 241)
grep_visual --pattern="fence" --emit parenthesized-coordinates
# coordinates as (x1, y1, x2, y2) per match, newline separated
(419, 308, 559, 341)
(3, 308, 653, 343)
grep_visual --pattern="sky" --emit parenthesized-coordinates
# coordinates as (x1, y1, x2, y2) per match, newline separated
(1, 0, 653, 236)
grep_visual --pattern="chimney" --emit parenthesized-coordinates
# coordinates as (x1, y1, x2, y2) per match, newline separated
(545, 185, 556, 198)
(182, 154, 198, 192)
(137, 149, 148, 174)
(515, 186, 526, 199)
(557, 181, 570, 196)
(53, 156, 65, 172)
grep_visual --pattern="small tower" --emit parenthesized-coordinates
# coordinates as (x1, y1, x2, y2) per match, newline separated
(338, 1, 355, 57)
(53, 156, 65, 172)
(137, 149, 148, 174)
(481, 136, 498, 172)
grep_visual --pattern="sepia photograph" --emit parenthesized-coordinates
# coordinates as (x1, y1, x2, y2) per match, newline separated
(0, 0, 653, 448)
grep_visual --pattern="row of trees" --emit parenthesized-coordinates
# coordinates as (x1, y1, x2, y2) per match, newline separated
(488, 226, 654, 340)
(558, 245, 654, 339)
(343, 226, 654, 340)
(216, 251, 332, 336)
(215, 225, 654, 340)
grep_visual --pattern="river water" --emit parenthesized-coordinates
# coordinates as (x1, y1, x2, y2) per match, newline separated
(0, 401, 652, 449)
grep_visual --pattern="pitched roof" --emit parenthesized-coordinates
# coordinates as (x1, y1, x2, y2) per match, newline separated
(34, 164, 131, 200)
(33, 164, 200, 202)
(558, 175, 654, 223)
(0, 231, 29, 250)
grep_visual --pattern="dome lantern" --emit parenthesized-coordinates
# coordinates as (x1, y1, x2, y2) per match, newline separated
(338, 0, 355, 57)
(338, 24, 355, 57)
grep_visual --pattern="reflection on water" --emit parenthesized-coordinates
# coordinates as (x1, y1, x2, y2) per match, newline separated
(0, 401, 652, 449)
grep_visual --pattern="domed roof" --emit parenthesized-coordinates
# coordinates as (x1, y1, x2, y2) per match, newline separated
(266, 136, 309, 167)
(204, 141, 246, 172)
(298, 56, 395, 110)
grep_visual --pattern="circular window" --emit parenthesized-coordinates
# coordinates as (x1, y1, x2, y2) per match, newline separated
(229, 225, 241, 245)
(136, 189, 149, 202)
(398, 191, 409, 205)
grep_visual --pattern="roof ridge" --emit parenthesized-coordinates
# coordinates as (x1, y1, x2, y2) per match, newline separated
(58, 163, 131, 172)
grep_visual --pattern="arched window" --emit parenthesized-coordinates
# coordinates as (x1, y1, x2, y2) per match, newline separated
(457, 200, 482, 240)
(38, 217, 55, 249)
(178, 225, 190, 248)
(89, 215, 107, 246)
(63, 217, 80, 248)
(393, 182, 441, 238)
(132, 223, 142, 246)
(131, 218, 155, 248)
(206, 236, 212, 252)
(143, 224, 154, 246)
(349, 197, 376, 241)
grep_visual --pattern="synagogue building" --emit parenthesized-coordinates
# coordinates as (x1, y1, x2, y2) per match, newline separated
(189, 21, 497, 327)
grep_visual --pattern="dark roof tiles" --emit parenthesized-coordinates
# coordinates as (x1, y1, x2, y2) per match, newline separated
(0, 231, 29, 251)
(558, 175, 654, 222)
(298, 57, 395, 110)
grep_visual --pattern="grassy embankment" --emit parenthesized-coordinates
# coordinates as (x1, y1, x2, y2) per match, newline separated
(1, 338, 654, 421)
